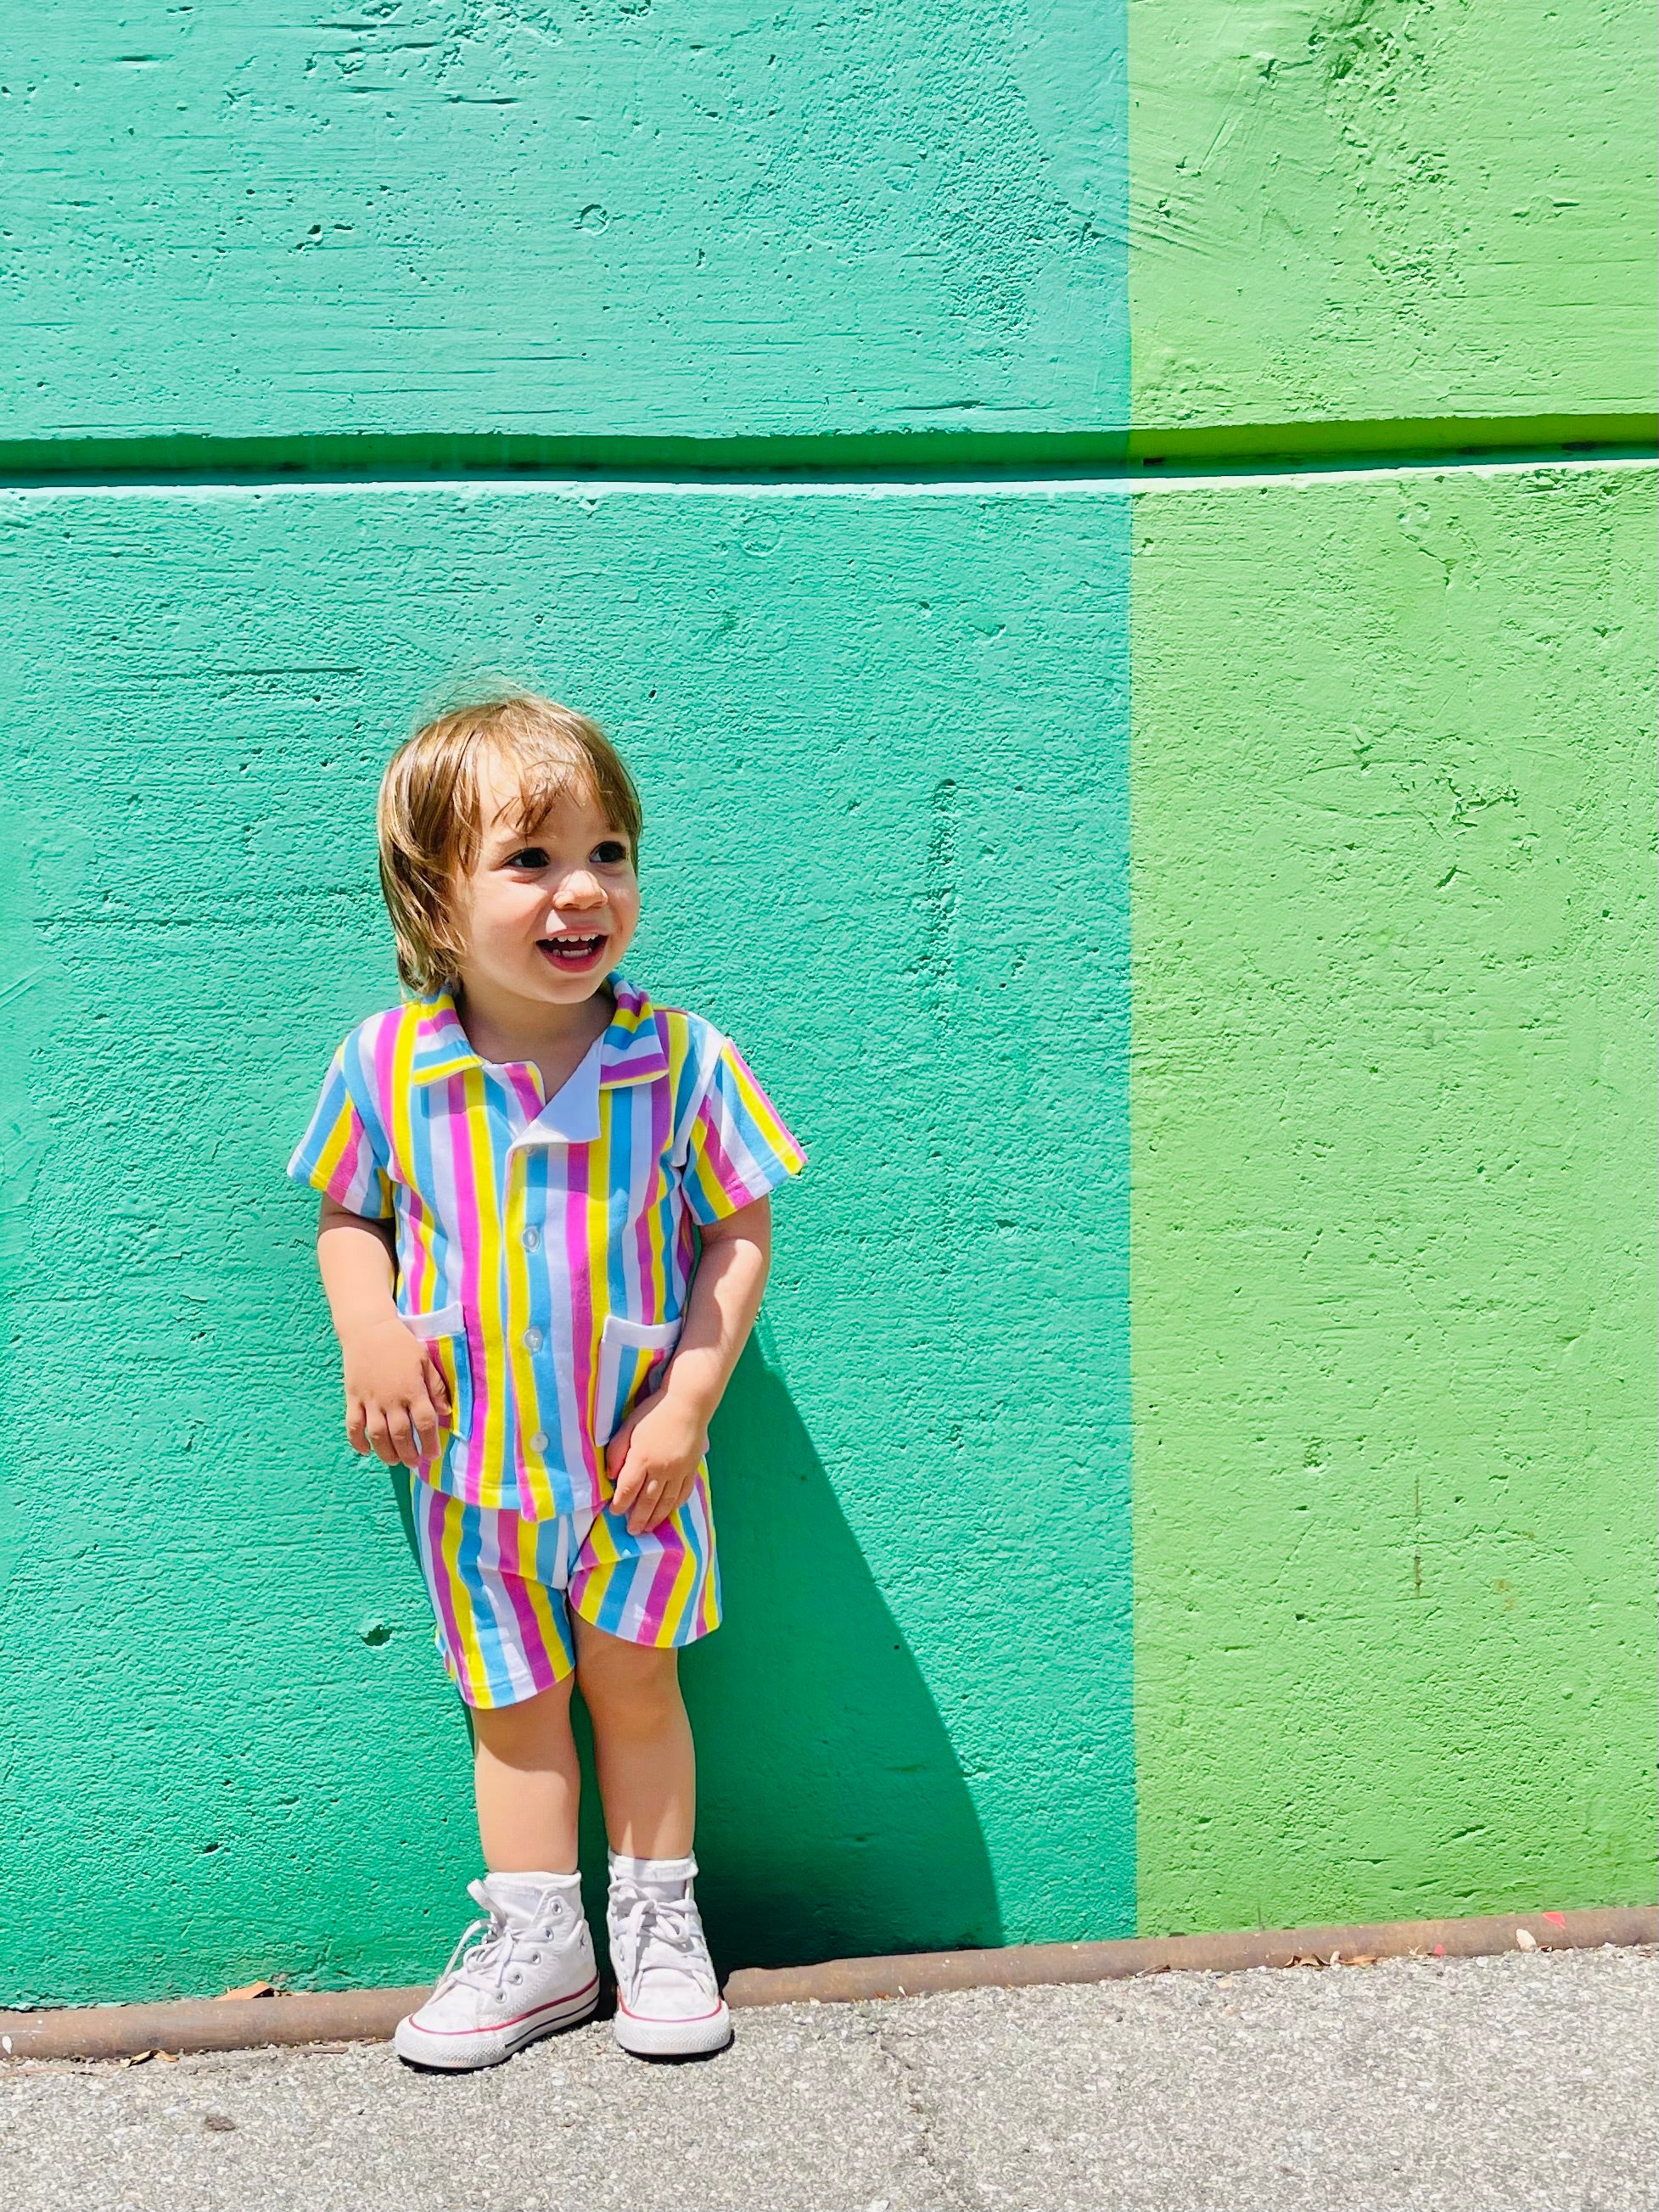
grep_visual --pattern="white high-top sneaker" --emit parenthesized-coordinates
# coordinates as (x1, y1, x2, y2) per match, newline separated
(607, 1851, 732, 2058)
(394, 1872, 599, 2069)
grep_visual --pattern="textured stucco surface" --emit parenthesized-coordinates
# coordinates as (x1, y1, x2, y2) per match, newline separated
(5, 2, 1129, 449)
(1129, 0, 1657, 431)
(13, 3, 1652, 456)
(0, 479, 1132, 2004)
(1130, 459, 1657, 1935)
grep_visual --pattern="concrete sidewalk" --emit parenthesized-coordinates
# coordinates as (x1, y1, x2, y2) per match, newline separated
(2, 1946, 1652, 2212)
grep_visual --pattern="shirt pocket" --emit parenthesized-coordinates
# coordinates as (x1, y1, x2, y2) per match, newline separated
(403, 1302, 474, 1444)
(594, 1314, 681, 1446)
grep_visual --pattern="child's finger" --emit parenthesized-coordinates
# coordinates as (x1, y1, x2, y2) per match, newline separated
(385, 1403, 419, 1465)
(422, 1354, 451, 1421)
(345, 1399, 369, 1455)
(604, 1423, 636, 1498)
(606, 1410, 636, 1465)
(409, 1393, 441, 1463)
(364, 1406, 402, 1467)
(640, 1470, 694, 1532)
(627, 1471, 672, 1535)
(615, 1455, 656, 1526)
(610, 1460, 643, 1519)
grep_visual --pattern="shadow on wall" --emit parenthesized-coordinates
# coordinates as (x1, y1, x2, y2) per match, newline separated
(682, 1336, 1003, 1968)
(395, 1335, 1002, 1972)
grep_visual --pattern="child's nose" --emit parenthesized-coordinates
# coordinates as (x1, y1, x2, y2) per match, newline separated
(553, 870, 604, 908)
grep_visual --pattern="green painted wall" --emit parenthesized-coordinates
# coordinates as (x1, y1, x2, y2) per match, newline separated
(2, 3, 1654, 2005)
(1129, 0, 1656, 435)
(1129, 460, 1656, 1933)
(0, 481, 1132, 2002)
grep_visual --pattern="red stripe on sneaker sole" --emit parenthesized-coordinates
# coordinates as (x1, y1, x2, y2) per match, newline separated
(615, 1996, 726, 2024)
(411, 1975, 600, 2041)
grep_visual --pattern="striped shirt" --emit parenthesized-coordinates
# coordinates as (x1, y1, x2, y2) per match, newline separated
(288, 977, 805, 1518)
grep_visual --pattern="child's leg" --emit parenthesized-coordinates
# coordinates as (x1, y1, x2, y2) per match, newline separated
(574, 1617, 726, 2055)
(572, 1619, 694, 1856)
(394, 1498, 604, 2069)
(396, 1668, 597, 2069)
(471, 1674, 583, 1873)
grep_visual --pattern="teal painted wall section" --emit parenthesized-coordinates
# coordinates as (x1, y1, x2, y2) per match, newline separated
(7, 3, 1129, 455)
(0, 481, 1133, 2002)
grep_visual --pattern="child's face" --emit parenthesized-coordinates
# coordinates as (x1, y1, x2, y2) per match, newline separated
(453, 753, 640, 1014)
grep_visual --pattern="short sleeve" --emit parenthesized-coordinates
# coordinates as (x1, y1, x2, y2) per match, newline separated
(682, 1039, 806, 1225)
(287, 1045, 394, 1220)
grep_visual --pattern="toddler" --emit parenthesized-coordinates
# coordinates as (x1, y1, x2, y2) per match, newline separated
(289, 693, 804, 2065)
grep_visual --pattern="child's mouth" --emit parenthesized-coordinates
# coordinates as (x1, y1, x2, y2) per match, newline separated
(537, 932, 608, 974)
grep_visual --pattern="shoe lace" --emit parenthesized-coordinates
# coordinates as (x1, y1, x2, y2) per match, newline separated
(613, 1890, 716, 2004)
(435, 1879, 561, 2001)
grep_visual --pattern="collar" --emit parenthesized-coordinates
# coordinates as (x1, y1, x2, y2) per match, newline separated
(407, 973, 671, 1093)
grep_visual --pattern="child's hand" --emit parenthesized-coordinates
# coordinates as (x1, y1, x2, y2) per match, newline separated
(341, 1318, 452, 1466)
(606, 1386, 709, 1535)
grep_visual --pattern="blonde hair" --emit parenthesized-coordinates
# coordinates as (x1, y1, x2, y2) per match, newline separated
(377, 692, 642, 994)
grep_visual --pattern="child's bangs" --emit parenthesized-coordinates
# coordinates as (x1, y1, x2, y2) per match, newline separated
(490, 730, 640, 852)
(496, 742, 599, 833)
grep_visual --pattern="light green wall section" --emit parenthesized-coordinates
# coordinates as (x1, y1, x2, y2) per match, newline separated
(5, 3, 1129, 453)
(1129, 458, 1657, 1933)
(0, 477, 1134, 2003)
(1129, 0, 1657, 434)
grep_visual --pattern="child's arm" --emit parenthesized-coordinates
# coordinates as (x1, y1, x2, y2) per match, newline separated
(316, 1195, 451, 1466)
(607, 1193, 772, 1535)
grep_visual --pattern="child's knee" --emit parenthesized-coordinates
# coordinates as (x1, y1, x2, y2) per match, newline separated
(574, 1627, 681, 1728)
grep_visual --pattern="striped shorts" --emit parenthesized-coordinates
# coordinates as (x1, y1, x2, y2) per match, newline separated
(409, 1469, 720, 1709)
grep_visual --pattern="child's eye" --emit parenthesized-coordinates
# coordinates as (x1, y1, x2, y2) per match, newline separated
(591, 839, 630, 865)
(505, 847, 549, 870)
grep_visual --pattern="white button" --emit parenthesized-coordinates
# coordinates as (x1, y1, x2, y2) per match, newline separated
(522, 1326, 543, 1352)
(530, 1431, 548, 1453)
(522, 1226, 541, 1252)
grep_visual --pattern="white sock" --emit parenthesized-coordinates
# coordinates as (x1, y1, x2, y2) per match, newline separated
(609, 1850, 697, 1898)
(486, 1868, 583, 1917)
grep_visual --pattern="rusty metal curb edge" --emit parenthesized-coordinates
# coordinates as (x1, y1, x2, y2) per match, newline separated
(725, 1903, 1657, 2007)
(3, 1906, 1653, 2062)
